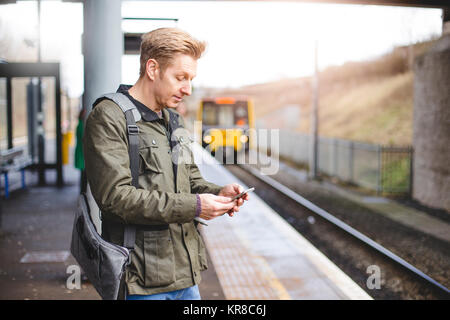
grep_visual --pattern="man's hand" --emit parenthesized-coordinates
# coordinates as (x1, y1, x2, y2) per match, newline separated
(218, 183, 250, 217)
(198, 194, 236, 221)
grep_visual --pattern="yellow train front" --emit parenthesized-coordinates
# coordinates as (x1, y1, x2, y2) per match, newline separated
(196, 97, 255, 162)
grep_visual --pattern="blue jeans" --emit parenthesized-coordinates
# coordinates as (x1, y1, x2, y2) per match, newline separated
(126, 285, 201, 300)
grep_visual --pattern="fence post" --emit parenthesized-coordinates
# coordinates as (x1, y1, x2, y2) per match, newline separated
(377, 145, 383, 195)
(409, 147, 414, 198)
(349, 141, 354, 183)
(334, 138, 338, 177)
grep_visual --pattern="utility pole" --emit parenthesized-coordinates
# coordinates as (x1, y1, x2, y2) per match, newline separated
(309, 41, 319, 179)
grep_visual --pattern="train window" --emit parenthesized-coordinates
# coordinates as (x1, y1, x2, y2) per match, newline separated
(201, 100, 249, 127)
(236, 106, 246, 118)
(218, 106, 234, 127)
(234, 103, 248, 126)
(203, 104, 217, 125)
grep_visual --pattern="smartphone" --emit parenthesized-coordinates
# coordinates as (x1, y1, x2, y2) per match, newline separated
(194, 218, 208, 226)
(231, 187, 255, 201)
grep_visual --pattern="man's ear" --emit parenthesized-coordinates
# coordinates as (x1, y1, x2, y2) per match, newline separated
(146, 59, 159, 81)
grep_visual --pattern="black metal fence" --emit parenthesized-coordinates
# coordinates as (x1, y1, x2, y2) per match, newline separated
(259, 130, 413, 195)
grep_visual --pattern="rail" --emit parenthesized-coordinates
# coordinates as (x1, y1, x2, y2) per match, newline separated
(240, 163, 450, 295)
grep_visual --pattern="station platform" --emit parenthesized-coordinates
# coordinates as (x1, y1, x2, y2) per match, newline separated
(193, 144, 372, 300)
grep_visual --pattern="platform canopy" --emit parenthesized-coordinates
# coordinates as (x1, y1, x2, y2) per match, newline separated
(0, 0, 444, 9)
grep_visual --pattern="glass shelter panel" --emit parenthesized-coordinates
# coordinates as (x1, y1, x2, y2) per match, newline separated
(0, 78, 6, 151)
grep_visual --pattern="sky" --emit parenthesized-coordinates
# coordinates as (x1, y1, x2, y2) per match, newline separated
(0, 1, 443, 97)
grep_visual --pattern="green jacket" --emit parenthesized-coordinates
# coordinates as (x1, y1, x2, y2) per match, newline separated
(83, 85, 223, 296)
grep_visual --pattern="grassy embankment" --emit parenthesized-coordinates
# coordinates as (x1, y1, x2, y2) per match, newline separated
(215, 40, 436, 146)
(200, 40, 436, 193)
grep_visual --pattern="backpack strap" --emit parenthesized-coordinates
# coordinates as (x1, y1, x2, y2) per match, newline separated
(93, 92, 140, 250)
(94, 93, 142, 122)
(122, 108, 139, 250)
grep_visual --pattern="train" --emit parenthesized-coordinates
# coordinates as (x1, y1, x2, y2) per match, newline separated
(195, 97, 255, 162)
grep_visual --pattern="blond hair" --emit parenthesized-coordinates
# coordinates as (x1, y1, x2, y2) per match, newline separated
(139, 28, 206, 78)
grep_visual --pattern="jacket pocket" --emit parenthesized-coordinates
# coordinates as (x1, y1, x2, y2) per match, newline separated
(139, 145, 162, 174)
(143, 229, 176, 287)
(196, 228, 208, 271)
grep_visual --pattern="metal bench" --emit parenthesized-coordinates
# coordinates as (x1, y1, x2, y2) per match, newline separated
(0, 147, 32, 199)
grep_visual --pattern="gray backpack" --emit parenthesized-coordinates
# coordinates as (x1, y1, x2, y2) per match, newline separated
(70, 93, 141, 300)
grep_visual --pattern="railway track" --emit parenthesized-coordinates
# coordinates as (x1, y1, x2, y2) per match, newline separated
(226, 163, 450, 300)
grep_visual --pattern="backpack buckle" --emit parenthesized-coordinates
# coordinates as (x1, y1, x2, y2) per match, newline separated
(127, 125, 139, 135)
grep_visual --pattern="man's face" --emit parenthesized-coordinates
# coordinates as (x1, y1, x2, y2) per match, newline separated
(153, 53, 197, 109)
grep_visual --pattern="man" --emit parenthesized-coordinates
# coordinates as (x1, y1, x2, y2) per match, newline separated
(83, 28, 249, 300)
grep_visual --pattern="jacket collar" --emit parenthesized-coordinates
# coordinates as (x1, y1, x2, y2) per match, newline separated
(116, 84, 182, 140)
(116, 84, 162, 122)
